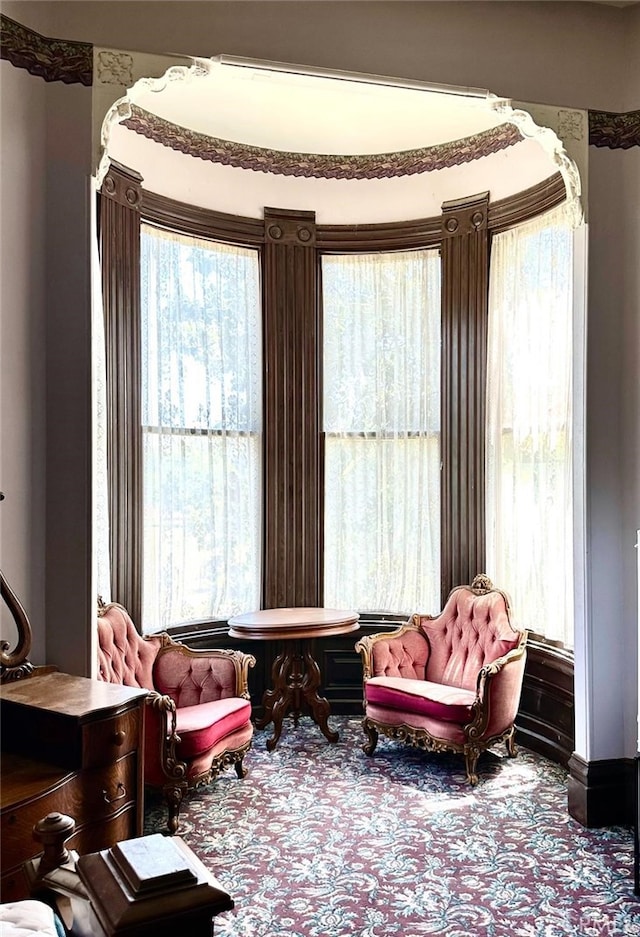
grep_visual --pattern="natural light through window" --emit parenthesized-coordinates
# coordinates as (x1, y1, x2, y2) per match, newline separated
(322, 250, 441, 614)
(140, 226, 262, 632)
(486, 205, 574, 646)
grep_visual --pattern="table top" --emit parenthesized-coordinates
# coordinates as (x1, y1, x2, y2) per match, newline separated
(228, 607, 360, 641)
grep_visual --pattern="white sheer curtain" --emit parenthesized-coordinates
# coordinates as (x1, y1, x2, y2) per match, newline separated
(322, 250, 441, 615)
(140, 226, 261, 633)
(486, 204, 575, 645)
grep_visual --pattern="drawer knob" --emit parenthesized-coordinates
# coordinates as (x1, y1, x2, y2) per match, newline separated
(113, 730, 126, 745)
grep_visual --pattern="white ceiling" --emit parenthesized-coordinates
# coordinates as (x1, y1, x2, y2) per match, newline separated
(104, 57, 573, 224)
(127, 58, 508, 155)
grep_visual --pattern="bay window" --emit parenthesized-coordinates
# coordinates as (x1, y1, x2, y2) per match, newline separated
(100, 164, 577, 648)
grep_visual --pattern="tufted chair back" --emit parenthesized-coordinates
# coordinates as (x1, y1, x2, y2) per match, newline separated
(370, 629, 430, 681)
(420, 586, 520, 691)
(154, 647, 239, 707)
(97, 602, 161, 691)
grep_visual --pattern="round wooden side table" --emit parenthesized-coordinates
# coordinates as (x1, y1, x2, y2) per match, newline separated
(228, 607, 359, 751)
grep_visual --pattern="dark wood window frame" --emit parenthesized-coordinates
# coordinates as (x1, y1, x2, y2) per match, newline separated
(100, 162, 567, 623)
(99, 163, 574, 765)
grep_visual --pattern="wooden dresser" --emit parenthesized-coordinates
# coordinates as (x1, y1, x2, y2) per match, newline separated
(1, 672, 147, 902)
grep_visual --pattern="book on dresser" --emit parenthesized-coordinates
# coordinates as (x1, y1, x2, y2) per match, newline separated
(0, 671, 148, 902)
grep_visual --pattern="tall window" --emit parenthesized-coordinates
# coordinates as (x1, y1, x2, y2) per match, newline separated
(322, 251, 441, 614)
(486, 205, 574, 645)
(140, 226, 262, 632)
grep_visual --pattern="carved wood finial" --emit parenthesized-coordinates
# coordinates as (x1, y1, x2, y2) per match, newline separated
(32, 812, 77, 876)
(470, 573, 494, 595)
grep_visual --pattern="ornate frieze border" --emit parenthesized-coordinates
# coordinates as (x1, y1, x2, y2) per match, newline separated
(0, 14, 92, 86)
(588, 109, 640, 149)
(121, 104, 523, 180)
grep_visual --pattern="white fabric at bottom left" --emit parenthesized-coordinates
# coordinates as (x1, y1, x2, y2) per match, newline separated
(0, 900, 59, 937)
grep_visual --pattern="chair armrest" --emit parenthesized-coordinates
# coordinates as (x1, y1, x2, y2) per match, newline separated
(355, 617, 429, 680)
(475, 639, 527, 696)
(466, 637, 528, 740)
(154, 639, 256, 706)
(144, 690, 187, 785)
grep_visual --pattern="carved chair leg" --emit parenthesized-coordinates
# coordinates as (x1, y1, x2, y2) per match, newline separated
(163, 782, 187, 835)
(506, 727, 518, 758)
(362, 718, 379, 756)
(464, 746, 480, 785)
(235, 757, 248, 780)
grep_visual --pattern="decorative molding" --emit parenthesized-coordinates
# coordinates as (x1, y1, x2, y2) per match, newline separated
(263, 208, 321, 609)
(142, 191, 264, 247)
(0, 14, 92, 86)
(265, 214, 316, 246)
(439, 191, 489, 601)
(95, 49, 134, 87)
(588, 109, 640, 149)
(100, 162, 144, 628)
(557, 109, 586, 143)
(317, 216, 441, 252)
(102, 159, 143, 211)
(140, 175, 567, 256)
(441, 190, 489, 238)
(488, 172, 567, 234)
(121, 104, 523, 180)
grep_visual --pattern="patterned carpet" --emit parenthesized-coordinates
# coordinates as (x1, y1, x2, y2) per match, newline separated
(144, 716, 638, 937)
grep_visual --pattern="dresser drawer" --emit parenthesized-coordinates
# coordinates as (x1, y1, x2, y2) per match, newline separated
(0, 865, 30, 903)
(1, 753, 138, 867)
(0, 802, 139, 904)
(82, 705, 141, 768)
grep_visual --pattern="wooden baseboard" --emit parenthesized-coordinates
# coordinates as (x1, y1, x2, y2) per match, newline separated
(568, 752, 635, 827)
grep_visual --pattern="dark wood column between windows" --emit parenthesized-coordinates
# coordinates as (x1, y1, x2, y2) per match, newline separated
(263, 208, 320, 608)
(440, 192, 489, 601)
(99, 161, 143, 626)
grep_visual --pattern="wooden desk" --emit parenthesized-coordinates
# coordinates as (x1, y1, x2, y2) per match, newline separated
(1, 672, 147, 901)
(228, 607, 359, 751)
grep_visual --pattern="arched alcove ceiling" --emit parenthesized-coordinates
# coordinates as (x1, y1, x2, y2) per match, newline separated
(102, 56, 580, 224)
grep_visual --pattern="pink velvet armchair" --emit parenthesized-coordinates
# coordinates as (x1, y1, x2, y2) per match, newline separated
(355, 575, 527, 784)
(97, 601, 255, 833)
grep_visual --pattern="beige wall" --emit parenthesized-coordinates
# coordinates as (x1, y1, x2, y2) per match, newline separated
(1, 0, 638, 758)
(2, 1, 93, 675)
(44, 79, 94, 674)
(16, 1, 634, 110)
(587, 144, 640, 758)
(0, 60, 47, 662)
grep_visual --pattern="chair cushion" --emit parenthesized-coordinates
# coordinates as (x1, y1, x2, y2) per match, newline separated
(176, 697, 252, 759)
(365, 675, 476, 724)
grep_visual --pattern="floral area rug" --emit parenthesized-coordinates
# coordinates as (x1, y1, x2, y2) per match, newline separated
(144, 716, 639, 937)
